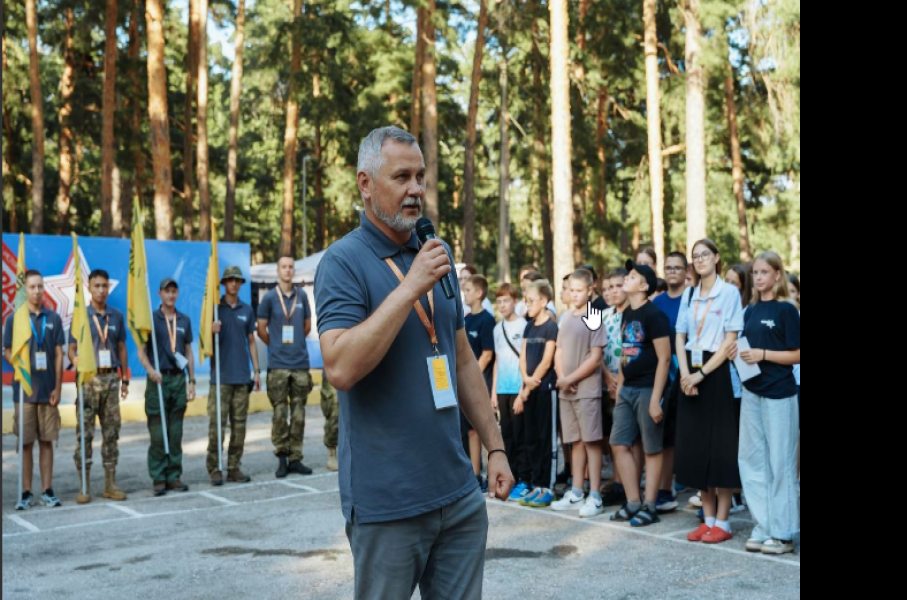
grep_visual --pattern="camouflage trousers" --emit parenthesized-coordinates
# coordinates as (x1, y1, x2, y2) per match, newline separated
(207, 384, 251, 474)
(320, 375, 339, 450)
(267, 369, 313, 463)
(74, 373, 122, 469)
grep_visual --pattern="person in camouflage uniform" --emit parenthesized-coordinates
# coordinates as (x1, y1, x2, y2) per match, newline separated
(67, 269, 129, 503)
(207, 266, 261, 486)
(258, 256, 315, 478)
(321, 375, 339, 471)
(264, 368, 312, 473)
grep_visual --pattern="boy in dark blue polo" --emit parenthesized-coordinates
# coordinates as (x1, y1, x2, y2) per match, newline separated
(137, 279, 196, 497)
(208, 266, 261, 486)
(257, 256, 313, 478)
(3, 271, 66, 510)
(67, 269, 129, 504)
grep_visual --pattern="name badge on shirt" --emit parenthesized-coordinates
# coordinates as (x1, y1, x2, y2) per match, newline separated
(35, 352, 48, 371)
(427, 355, 457, 410)
(692, 346, 704, 369)
(282, 325, 295, 345)
(99, 350, 112, 369)
(173, 352, 190, 371)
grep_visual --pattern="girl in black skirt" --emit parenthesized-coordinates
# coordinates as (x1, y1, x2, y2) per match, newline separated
(675, 239, 745, 545)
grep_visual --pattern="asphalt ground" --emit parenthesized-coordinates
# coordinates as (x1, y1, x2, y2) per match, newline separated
(2, 408, 800, 599)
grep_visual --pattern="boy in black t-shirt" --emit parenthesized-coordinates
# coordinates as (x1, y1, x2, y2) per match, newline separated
(463, 275, 496, 490)
(516, 280, 559, 508)
(609, 261, 672, 527)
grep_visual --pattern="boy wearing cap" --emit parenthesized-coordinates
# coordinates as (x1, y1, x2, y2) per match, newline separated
(208, 266, 261, 486)
(609, 261, 672, 527)
(136, 278, 196, 497)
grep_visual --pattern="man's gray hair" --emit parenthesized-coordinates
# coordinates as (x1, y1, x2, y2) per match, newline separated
(357, 126, 418, 179)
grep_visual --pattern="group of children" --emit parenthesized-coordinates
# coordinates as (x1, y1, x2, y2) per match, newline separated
(458, 243, 800, 556)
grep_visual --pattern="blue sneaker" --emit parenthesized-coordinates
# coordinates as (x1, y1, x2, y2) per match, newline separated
(697, 508, 704, 523)
(508, 481, 530, 502)
(656, 490, 679, 514)
(519, 488, 543, 507)
(15, 491, 34, 511)
(477, 475, 489, 494)
(528, 489, 555, 508)
(41, 489, 62, 508)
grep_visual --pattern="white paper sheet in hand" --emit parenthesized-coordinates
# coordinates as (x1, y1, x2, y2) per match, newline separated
(734, 337, 762, 383)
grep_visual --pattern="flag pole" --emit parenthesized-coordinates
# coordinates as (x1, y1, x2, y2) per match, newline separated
(215, 304, 224, 473)
(79, 384, 88, 496)
(18, 387, 24, 504)
(144, 248, 170, 455)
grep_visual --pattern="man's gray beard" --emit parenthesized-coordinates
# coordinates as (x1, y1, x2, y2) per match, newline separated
(373, 200, 421, 233)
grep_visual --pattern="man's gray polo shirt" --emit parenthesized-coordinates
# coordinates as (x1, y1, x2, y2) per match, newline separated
(315, 212, 477, 524)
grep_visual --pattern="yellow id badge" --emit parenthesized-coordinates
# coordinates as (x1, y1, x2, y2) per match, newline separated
(427, 355, 457, 410)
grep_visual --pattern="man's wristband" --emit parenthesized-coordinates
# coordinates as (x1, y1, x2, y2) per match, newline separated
(488, 449, 507, 460)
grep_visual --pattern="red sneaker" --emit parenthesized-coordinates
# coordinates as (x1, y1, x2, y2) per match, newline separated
(702, 527, 734, 544)
(687, 524, 712, 542)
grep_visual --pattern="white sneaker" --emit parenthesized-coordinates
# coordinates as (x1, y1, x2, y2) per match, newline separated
(761, 539, 795, 555)
(745, 538, 766, 553)
(579, 495, 605, 518)
(689, 491, 703, 508)
(551, 489, 585, 511)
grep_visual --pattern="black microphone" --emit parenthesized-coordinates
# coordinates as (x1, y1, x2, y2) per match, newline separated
(415, 217, 456, 300)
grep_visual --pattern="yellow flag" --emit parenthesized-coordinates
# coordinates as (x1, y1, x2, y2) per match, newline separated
(14, 233, 28, 310)
(127, 196, 153, 348)
(11, 234, 33, 397)
(71, 234, 97, 387)
(199, 219, 219, 363)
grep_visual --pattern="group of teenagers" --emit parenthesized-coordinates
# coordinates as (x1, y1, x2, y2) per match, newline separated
(458, 240, 800, 555)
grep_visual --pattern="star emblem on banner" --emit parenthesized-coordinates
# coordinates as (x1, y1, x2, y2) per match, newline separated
(43, 248, 120, 331)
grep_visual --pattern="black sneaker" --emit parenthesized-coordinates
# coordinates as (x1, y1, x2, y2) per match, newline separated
(16, 491, 35, 511)
(287, 461, 313, 476)
(656, 489, 679, 514)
